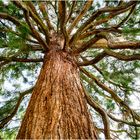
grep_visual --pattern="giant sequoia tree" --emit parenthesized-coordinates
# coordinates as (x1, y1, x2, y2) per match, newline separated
(0, 0, 140, 139)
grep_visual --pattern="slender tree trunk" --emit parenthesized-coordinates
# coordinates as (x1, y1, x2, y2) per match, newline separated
(16, 49, 98, 139)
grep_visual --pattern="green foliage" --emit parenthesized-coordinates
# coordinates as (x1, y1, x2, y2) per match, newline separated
(0, 127, 17, 139)
(105, 99, 115, 110)
(0, 0, 22, 19)
(17, 25, 31, 39)
(0, 1, 140, 139)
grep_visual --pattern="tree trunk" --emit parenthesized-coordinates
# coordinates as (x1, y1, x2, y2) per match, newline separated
(16, 49, 98, 139)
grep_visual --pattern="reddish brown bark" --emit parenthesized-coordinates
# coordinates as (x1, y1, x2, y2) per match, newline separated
(16, 49, 98, 139)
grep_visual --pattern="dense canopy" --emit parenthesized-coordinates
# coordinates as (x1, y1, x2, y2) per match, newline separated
(0, 0, 140, 139)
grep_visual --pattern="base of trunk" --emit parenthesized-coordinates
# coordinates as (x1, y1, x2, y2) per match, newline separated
(17, 50, 98, 139)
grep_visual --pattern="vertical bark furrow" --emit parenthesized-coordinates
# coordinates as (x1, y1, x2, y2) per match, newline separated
(17, 50, 98, 139)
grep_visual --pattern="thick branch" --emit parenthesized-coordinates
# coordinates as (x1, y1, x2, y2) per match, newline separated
(68, 0, 93, 34)
(39, 2, 54, 30)
(105, 49, 140, 61)
(0, 12, 21, 26)
(108, 41, 140, 49)
(58, 1, 66, 30)
(79, 27, 122, 40)
(78, 52, 107, 66)
(26, 44, 43, 51)
(58, 1, 69, 50)
(89, 39, 140, 50)
(73, 36, 101, 54)
(79, 28, 121, 40)
(83, 88, 111, 139)
(25, 2, 50, 44)
(24, 10, 48, 51)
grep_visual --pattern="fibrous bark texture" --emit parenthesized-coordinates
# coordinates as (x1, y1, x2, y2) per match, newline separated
(16, 49, 98, 139)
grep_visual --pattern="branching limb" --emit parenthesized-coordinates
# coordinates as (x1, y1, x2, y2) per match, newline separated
(0, 57, 43, 63)
(0, 51, 43, 70)
(24, 10, 48, 51)
(90, 63, 140, 93)
(98, 127, 134, 139)
(70, 1, 136, 47)
(82, 67, 140, 138)
(90, 39, 140, 50)
(73, 35, 102, 54)
(108, 113, 140, 127)
(0, 28, 39, 44)
(13, 1, 49, 50)
(0, 87, 33, 129)
(81, 68, 122, 103)
(68, 0, 93, 34)
(58, 1, 69, 50)
(79, 28, 121, 40)
(84, 4, 135, 32)
(0, 12, 41, 43)
(108, 41, 140, 49)
(78, 51, 107, 66)
(81, 73, 112, 100)
(105, 49, 140, 61)
(25, 1, 50, 44)
(13, 1, 50, 43)
(66, 1, 76, 24)
(26, 1, 39, 17)
(83, 86, 111, 139)
(58, 1, 66, 29)
(1, 43, 43, 52)
(39, 2, 54, 30)
(0, 12, 22, 26)
(130, 110, 139, 139)
(80, 68, 140, 122)
(115, 3, 137, 28)
(26, 44, 43, 51)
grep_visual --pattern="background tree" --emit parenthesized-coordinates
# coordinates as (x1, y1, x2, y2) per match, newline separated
(0, 0, 140, 139)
